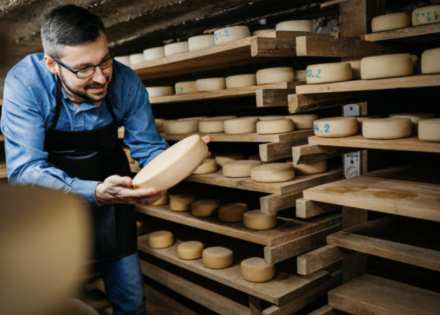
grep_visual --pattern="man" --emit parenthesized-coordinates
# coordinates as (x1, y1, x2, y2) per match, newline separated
(2, 5, 209, 315)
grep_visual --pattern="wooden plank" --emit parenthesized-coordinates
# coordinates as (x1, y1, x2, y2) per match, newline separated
(297, 245, 352, 276)
(260, 191, 302, 214)
(288, 93, 367, 113)
(0, 163, 7, 179)
(329, 274, 440, 315)
(259, 138, 308, 162)
(0, 135, 5, 142)
(320, 0, 349, 8)
(249, 295, 263, 315)
(340, 0, 385, 38)
(296, 198, 340, 219)
(307, 305, 338, 315)
(255, 88, 297, 108)
(363, 23, 440, 43)
(250, 36, 296, 57)
(292, 144, 357, 165)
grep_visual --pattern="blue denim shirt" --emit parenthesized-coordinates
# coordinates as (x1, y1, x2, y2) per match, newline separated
(1, 53, 169, 204)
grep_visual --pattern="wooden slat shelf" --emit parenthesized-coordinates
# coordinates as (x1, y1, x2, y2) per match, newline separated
(363, 23, 440, 44)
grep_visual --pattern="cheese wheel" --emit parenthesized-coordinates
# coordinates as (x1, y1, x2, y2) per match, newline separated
(203, 116, 237, 121)
(356, 115, 381, 129)
(226, 74, 257, 89)
(191, 199, 221, 217)
(388, 113, 435, 131)
(421, 47, 440, 74)
(256, 67, 294, 85)
(146, 86, 174, 97)
(178, 116, 206, 122)
(203, 247, 234, 269)
(295, 70, 307, 81)
(170, 194, 197, 211)
(215, 153, 245, 167)
(114, 55, 130, 66)
(143, 46, 165, 61)
(152, 192, 169, 205)
(285, 114, 318, 129)
(218, 203, 249, 222)
(214, 26, 250, 45)
(306, 62, 352, 84)
(154, 118, 166, 133)
(136, 221, 144, 235)
(259, 115, 286, 121)
(362, 118, 412, 140)
(222, 160, 262, 178)
(164, 120, 198, 134)
(243, 210, 277, 230)
(164, 42, 189, 56)
(248, 155, 261, 161)
(199, 120, 224, 133)
(412, 5, 440, 26)
(192, 158, 218, 175)
(276, 20, 313, 32)
(257, 119, 294, 134)
(360, 54, 413, 79)
(251, 163, 295, 183)
(252, 29, 275, 35)
(241, 257, 275, 283)
(342, 60, 361, 79)
(149, 231, 174, 249)
(132, 135, 208, 191)
(372, 13, 411, 32)
(294, 160, 328, 175)
(175, 81, 197, 94)
(196, 78, 226, 91)
(177, 241, 204, 260)
(314, 117, 358, 137)
(418, 118, 440, 142)
(224, 118, 257, 134)
(129, 53, 144, 65)
(188, 35, 215, 51)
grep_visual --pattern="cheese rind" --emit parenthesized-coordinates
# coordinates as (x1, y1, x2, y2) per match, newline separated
(224, 118, 257, 134)
(276, 20, 313, 32)
(202, 247, 234, 269)
(169, 194, 197, 211)
(218, 203, 249, 222)
(418, 118, 440, 142)
(215, 153, 246, 167)
(222, 160, 262, 178)
(306, 62, 352, 84)
(243, 210, 277, 230)
(114, 55, 130, 66)
(388, 112, 435, 130)
(259, 115, 286, 121)
(188, 35, 215, 51)
(342, 60, 361, 79)
(129, 53, 144, 65)
(199, 120, 224, 133)
(252, 29, 275, 35)
(294, 70, 307, 81)
(191, 199, 221, 217)
(294, 160, 328, 175)
(257, 119, 294, 134)
(152, 192, 169, 205)
(146, 86, 174, 97)
(285, 114, 318, 129)
(143, 46, 165, 61)
(177, 241, 204, 260)
(203, 116, 237, 121)
(251, 163, 295, 183)
(192, 158, 218, 175)
(421, 48, 440, 74)
(362, 118, 412, 140)
(175, 81, 197, 94)
(148, 231, 174, 249)
(196, 78, 226, 91)
(256, 67, 294, 85)
(155, 118, 166, 133)
(164, 120, 198, 134)
(360, 54, 413, 79)
(164, 42, 189, 56)
(241, 257, 275, 283)
(214, 26, 251, 44)
(226, 74, 257, 89)
(412, 5, 440, 26)
(371, 12, 411, 32)
(314, 117, 358, 138)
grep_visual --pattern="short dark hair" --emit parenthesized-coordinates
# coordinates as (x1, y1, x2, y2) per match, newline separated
(41, 5, 105, 58)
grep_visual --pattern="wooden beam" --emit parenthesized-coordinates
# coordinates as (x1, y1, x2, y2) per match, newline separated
(259, 138, 308, 162)
(260, 191, 303, 214)
(297, 245, 352, 275)
(296, 198, 340, 219)
(250, 37, 296, 57)
(307, 305, 339, 315)
(320, 0, 349, 9)
(292, 144, 357, 165)
(249, 295, 263, 315)
(339, 0, 385, 38)
(255, 88, 296, 107)
(288, 93, 367, 113)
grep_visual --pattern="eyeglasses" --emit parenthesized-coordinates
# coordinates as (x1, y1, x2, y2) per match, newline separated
(51, 51, 114, 79)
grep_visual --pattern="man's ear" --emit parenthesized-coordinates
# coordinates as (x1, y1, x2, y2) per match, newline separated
(44, 55, 58, 75)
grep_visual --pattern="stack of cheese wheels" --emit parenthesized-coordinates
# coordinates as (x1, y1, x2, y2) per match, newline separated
(418, 118, 440, 142)
(314, 117, 358, 137)
(191, 199, 221, 217)
(143, 46, 165, 61)
(295, 70, 307, 81)
(285, 114, 318, 129)
(218, 203, 249, 222)
(257, 119, 294, 134)
(241, 258, 275, 283)
(152, 192, 169, 206)
(164, 41, 189, 56)
(136, 221, 144, 235)
(412, 5, 440, 26)
(155, 118, 166, 133)
(360, 54, 413, 79)
(115, 55, 130, 66)
(175, 81, 197, 94)
(389, 112, 435, 130)
(371, 12, 411, 32)
(256, 67, 294, 85)
(252, 29, 275, 35)
(222, 160, 262, 177)
(192, 158, 218, 175)
(224, 117, 258, 134)
(164, 120, 198, 134)
(199, 119, 224, 133)
(276, 20, 313, 32)
(196, 78, 226, 91)
(421, 48, 440, 74)
(202, 247, 234, 269)
(146, 86, 174, 97)
(177, 241, 204, 260)
(132, 135, 208, 191)
(356, 115, 381, 129)
(362, 118, 412, 140)
(214, 26, 251, 45)
(251, 163, 295, 183)
(169, 194, 197, 211)
(294, 160, 328, 175)
(148, 231, 174, 249)
(243, 210, 277, 230)
(215, 153, 245, 167)
(226, 74, 257, 88)
(129, 53, 144, 65)
(342, 60, 361, 79)
(306, 62, 352, 84)
(188, 34, 215, 51)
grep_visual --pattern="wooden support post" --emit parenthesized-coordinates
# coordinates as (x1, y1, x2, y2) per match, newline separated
(256, 88, 296, 107)
(249, 295, 263, 315)
(297, 245, 353, 275)
(292, 144, 358, 165)
(340, 0, 386, 38)
(296, 198, 340, 219)
(288, 93, 367, 114)
(260, 191, 302, 214)
(259, 138, 308, 162)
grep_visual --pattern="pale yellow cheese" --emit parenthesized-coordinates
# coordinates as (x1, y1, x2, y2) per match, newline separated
(224, 118, 257, 134)
(252, 29, 275, 35)
(241, 257, 275, 283)
(199, 120, 224, 133)
(256, 119, 294, 134)
(215, 153, 245, 167)
(276, 20, 313, 32)
(372, 12, 411, 32)
(196, 78, 226, 91)
(178, 116, 207, 122)
(285, 114, 318, 129)
(256, 67, 294, 85)
(191, 199, 221, 217)
(177, 241, 204, 260)
(222, 160, 262, 178)
(360, 54, 413, 79)
(418, 118, 440, 142)
(342, 60, 361, 79)
(164, 120, 198, 134)
(294, 160, 328, 175)
(175, 81, 197, 94)
(146, 86, 174, 97)
(155, 118, 166, 133)
(152, 192, 169, 206)
(251, 163, 295, 183)
(164, 41, 189, 56)
(188, 35, 215, 51)
(412, 5, 440, 26)
(114, 55, 130, 66)
(192, 158, 218, 175)
(243, 210, 277, 230)
(421, 47, 440, 74)
(294, 70, 307, 81)
(129, 53, 144, 65)
(218, 203, 249, 222)
(362, 118, 412, 140)
(388, 112, 435, 130)
(202, 247, 234, 269)
(143, 46, 165, 61)
(259, 115, 286, 121)
(169, 194, 197, 211)
(314, 117, 358, 137)
(203, 116, 238, 121)
(356, 115, 381, 129)
(214, 26, 251, 45)
(306, 62, 352, 84)
(148, 231, 174, 249)
(226, 74, 257, 89)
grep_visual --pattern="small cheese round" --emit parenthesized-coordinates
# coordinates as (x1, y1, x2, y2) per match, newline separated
(192, 158, 218, 175)
(114, 55, 130, 66)
(257, 119, 294, 134)
(218, 203, 249, 222)
(129, 53, 144, 65)
(342, 60, 361, 79)
(199, 120, 224, 133)
(421, 47, 440, 74)
(148, 231, 174, 249)
(306, 62, 352, 84)
(188, 35, 215, 51)
(372, 12, 411, 32)
(215, 153, 245, 167)
(177, 241, 204, 260)
(314, 117, 358, 138)
(175, 81, 197, 94)
(202, 247, 234, 269)
(295, 70, 307, 81)
(164, 120, 198, 134)
(155, 118, 166, 133)
(191, 199, 221, 217)
(214, 26, 251, 45)
(164, 42, 189, 56)
(226, 74, 257, 89)
(222, 160, 262, 178)
(259, 115, 286, 121)
(285, 114, 318, 129)
(360, 54, 413, 80)
(146, 86, 174, 97)
(241, 258, 275, 283)
(252, 29, 275, 35)
(203, 116, 237, 121)
(196, 78, 226, 91)
(136, 221, 144, 235)
(276, 20, 313, 32)
(294, 160, 328, 175)
(418, 118, 440, 142)
(251, 163, 295, 183)
(256, 67, 294, 85)
(224, 118, 257, 134)
(356, 115, 381, 129)
(388, 113, 435, 129)
(362, 118, 412, 140)
(143, 46, 165, 61)
(152, 192, 169, 206)
(170, 194, 197, 211)
(243, 210, 278, 230)
(412, 5, 440, 26)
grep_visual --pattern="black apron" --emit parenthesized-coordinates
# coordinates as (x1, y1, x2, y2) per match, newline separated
(44, 79, 137, 262)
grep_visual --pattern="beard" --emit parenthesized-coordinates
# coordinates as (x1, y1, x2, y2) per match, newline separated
(58, 69, 110, 103)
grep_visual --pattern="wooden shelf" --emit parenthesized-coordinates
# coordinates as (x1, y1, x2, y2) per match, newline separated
(0, 163, 7, 179)
(0, 135, 4, 142)
(363, 23, 440, 44)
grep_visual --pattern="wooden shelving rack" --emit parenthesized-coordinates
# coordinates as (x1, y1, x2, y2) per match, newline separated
(362, 23, 440, 44)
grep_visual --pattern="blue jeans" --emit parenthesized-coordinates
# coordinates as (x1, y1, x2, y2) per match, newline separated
(97, 252, 147, 315)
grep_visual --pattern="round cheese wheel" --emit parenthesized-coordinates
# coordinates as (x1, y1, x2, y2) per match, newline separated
(362, 118, 412, 140)
(226, 74, 257, 89)
(196, 78, 226, 91)
(218, 203, 249, 222)
(294, 160, 328, 175)
(388, 113, 435, 129)
(114, 55, 130, 66)
(199, 120, 224, 133)
(360, 54, 413, 80)
(155, 118, 166, 133)
(149, 231, 174, 249)
(146, 86, 174, 97)
(192, 158, 218, 175)
(259, 115, 286, 121)
(188, 35, 215, 51)
(371, 12, 411, 32)
(314, 117, 358, 138)
(418, 118, 440, 142)
(177, 241, 204, 260)
(342, 60, 361, 79)
(276, 20, 313, 32)
(295, 70, 307, 81)
(164, 41, 189, 56)
(191, 199, 221, 217)
(164, 120, 198, 134)
(412, 5, 440, 26)
(306, 62, 352, 84)
(222, 160, 262, 178)
(215, 153, 245, 167)
(421, 47, 440, 74)
(152, 192, 169, 206)
(129, 53, 144, 65)
(241, 257, 275, 283)
(243, 210, 277, 230)
(214, 26, 250, 45)
(224, 118, 257, 134)
(202, 247, 234, 269)
(136, 221, 144, 235)
(203, 116, 237, 121)
(251, 163, 295, 183)
(143, 46, 165, 61)
(256, 67, 294, 85)
(252, 29, 275, 35)
(257, 119, 294, 134)
(356, 115, 381, 129)
(132, 135, 208, 191)
(178, 116, 206, 122)
(170, 194, 197, 211)
(175, 81, 197, 94)
(285, 114, 318, 129)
